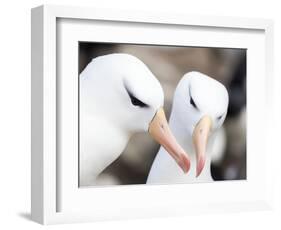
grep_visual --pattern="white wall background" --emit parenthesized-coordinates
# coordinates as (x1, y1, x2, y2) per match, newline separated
(0, 0, 280, 229)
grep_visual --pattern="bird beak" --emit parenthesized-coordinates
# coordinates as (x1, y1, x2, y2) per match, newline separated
(192, 115, 212, 177)
(148, 107, 190, 173)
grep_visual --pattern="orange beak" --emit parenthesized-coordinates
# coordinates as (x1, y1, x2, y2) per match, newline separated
(192, 115, 212, 177)
(148, 108, 190, 173)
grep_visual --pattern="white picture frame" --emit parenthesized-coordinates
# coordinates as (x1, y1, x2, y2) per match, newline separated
(31, 5, 274, 225)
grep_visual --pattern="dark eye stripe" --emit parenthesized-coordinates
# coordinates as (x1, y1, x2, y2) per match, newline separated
(189, 86, 198, 109)
(124, 84, 149, 108)
(190, 96, 198, 109)
(128, 92, 148, 107)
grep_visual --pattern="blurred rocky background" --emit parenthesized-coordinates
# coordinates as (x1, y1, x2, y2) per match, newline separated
(79, 42, 246, 185)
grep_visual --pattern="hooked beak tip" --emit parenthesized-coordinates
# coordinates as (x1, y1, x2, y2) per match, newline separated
(196, 155, 205, 177)
(179, 154, 191, 173)
(193, 115, 212, 177)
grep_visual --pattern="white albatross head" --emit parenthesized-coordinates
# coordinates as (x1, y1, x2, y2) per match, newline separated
(171, 71, 229, 176)
(80, 53, 190, 173)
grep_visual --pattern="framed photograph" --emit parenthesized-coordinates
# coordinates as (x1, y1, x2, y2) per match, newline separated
(31, 5, 274, 224)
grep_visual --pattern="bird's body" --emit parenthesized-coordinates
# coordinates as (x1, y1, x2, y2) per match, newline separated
(79, 54, 190, 186)
(147, 71, 229, 184)
(80, 113, 129, 183)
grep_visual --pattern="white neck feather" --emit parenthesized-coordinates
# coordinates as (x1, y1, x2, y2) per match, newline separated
(79, 106, 130, 186)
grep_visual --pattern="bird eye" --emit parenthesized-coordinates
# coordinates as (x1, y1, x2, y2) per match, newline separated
(129, 94, 148, 107)
(124, 82, 148, 108)
(217, 115, 223, 120)
(125, 88, 148, 108)
(190, 96, 197, 109)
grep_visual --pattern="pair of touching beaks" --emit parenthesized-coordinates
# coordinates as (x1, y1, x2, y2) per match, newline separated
(148, 108, 212, 177)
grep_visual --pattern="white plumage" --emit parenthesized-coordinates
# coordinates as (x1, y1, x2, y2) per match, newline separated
(79, 54, 190, 186)
(147, 71, 229, 183)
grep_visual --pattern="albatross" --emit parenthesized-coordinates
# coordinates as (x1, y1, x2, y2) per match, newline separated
(147, 71, 229, 183)
(79, 54, 190, 186)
